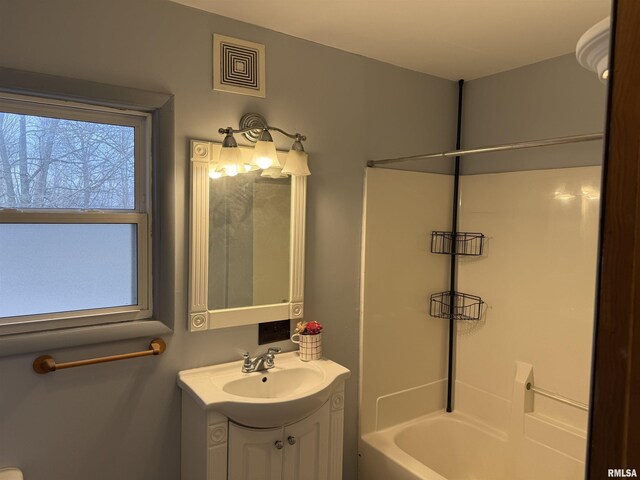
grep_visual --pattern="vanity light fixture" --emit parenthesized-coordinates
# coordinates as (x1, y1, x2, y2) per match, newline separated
(576, 17, 610, 83)
(214, 113, 310, 178)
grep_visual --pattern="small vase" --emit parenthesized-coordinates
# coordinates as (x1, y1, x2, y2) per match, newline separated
(291, 332, 322, 361)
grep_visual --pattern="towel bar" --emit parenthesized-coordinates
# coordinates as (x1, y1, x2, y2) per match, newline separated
(526, 382, 588, 411)
(33, 338, 166, 374)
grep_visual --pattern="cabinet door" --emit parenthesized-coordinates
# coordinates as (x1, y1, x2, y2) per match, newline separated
(282, 401, 330, 480)
(228, 423, 283, 480)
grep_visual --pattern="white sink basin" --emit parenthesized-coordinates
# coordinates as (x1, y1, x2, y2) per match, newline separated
(0, 469, 23, 480)
(178, 351, 350, 427)
(222, 366, 324, 398)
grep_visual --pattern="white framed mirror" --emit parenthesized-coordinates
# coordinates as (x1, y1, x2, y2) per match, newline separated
(188, 140, 306, 331)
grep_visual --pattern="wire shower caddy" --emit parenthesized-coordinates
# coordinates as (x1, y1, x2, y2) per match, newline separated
(430, 291, 484, 321)
(431, 231, 485, 256)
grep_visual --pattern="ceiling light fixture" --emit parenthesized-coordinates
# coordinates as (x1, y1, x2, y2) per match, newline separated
(576, 17, 610, 84)
(214, 113, 309, 179)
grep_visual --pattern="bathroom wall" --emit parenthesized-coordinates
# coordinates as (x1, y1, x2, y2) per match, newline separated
(0, 1, 457, 479)
(462, 54, 607, 174)
(359, 168, 453, 436)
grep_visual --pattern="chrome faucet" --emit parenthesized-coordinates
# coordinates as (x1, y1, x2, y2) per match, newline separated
(242, 347, 282, 373)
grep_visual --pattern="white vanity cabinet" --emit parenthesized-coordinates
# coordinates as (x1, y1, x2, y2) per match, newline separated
(180, 383, 346, 480)
(178, 354, 350, 480)
(229, 401, 330, 480)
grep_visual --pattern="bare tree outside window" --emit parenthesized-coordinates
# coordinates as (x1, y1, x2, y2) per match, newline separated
(0, 112, 135, 210)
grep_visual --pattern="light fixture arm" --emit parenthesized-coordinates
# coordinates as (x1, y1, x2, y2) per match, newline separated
(265, 126, 307, 142)
(218, 126, 306, 143)
(218, 126, 255, 135)
(218, 113, 306, 144)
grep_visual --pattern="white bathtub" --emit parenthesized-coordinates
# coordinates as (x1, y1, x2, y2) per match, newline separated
(360, 411, 510, 480)
(360, 409, 586, 480)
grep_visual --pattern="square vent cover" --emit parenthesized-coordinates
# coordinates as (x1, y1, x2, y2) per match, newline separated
(213, 34, 266, 98)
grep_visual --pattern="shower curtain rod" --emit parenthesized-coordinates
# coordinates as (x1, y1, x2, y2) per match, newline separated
(366, 132, 604, 167)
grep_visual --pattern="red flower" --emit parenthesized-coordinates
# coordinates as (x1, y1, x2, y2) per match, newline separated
(304, 321, 323, 335)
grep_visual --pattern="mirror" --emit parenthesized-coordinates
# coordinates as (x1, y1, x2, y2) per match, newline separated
(208, 172, 291, 310)
(188, 140, 306, 331)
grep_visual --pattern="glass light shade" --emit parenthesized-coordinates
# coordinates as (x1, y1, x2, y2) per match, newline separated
(261, 166, 289, 179)
(218, 145, 242, 177)
(281, 149, 310, 176)
(251, 139, 280, 170)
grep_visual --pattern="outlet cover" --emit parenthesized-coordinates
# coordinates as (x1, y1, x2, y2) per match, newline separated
(258, 319, 290, 345)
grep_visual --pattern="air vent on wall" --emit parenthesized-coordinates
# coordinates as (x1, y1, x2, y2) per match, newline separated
(213, 34, 266, 98)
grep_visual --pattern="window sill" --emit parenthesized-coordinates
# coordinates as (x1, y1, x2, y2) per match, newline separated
(0, 320, 172, 357)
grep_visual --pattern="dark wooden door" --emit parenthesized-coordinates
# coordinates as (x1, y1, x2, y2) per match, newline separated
(588, 0, 640, 476)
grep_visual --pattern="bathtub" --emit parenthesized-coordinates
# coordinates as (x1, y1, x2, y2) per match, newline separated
(360, 411, 510, 480)
(360, 410, 586, 480)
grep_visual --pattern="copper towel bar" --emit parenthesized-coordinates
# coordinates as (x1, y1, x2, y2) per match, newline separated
(33, 338, 167, 374)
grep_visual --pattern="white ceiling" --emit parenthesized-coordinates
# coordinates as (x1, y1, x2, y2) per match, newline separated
(171, 0, 611, 80)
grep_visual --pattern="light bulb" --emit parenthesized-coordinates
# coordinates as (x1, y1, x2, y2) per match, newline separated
(224, 164, 238, 177)
(209, 168, 222, 179)
(256, 156, 273, 169)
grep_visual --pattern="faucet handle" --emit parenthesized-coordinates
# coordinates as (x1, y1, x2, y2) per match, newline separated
(263, 347, 281, 368)
(242, 352, 252, 368)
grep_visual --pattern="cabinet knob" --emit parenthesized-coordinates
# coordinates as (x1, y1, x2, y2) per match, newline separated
(287, 436, 296, 445)
(275, 440, 284, 450)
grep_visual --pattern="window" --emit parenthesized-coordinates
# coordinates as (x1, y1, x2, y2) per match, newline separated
(0, 93, 152, 335)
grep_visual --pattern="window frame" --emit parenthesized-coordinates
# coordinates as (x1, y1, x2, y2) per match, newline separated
(0, 92, 153, 336)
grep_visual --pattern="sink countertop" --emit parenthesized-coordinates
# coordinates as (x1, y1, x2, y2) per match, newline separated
(177, 351, 350, 427)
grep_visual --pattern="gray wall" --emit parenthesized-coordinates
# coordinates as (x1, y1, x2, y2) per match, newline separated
(462, 54, 608, 174)
(0, 1, 457, 479)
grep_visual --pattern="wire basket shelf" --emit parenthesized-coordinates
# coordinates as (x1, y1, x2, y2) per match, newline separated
(431, 231, 485, 256)
(430, 291, 484, 321)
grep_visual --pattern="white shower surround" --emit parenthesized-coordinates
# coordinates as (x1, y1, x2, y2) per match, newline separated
(456, 166, 600, 430)
(359, 166, 600, 479)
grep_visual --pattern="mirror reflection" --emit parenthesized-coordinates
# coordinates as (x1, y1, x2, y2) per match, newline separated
(208, 172, 291, 310)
